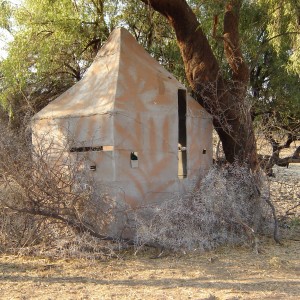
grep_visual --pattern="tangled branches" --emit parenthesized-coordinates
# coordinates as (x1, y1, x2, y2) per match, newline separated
(136, 164, 271, 251)
(0, 123, 124, 254)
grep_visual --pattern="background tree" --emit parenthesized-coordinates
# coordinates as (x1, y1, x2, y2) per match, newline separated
(143, 0, 257, 169)
(0, 0, 299, 168)
(0, 0, 184, 127)
(247, 0, 300, 154)
(0, 0, 111, 128)
(138, 0, 300, 170)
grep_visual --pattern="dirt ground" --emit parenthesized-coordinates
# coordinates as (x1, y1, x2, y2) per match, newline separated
(0, 143, 299, 300)
(0, 236, 299, 300)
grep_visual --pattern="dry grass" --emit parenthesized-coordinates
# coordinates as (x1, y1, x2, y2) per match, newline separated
(0, 237, 299, 300)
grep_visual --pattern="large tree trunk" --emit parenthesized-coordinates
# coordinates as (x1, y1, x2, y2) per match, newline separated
(140, 0, 258, 170)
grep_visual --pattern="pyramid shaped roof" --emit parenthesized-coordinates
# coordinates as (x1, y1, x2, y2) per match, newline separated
(33, 28, 201, 121)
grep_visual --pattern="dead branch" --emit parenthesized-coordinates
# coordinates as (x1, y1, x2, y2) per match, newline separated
(0, 123, 137, 252)
(264, 147, 300, 176)
(264, 197, 282, 245)
(286, 202, 300, 215)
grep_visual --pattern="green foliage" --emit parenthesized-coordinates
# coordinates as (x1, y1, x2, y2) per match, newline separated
(261, 0, 300, 74)
(0, 0, 111, 126)
(0, 0, 12, 31)
(243, 0, 300, 131)
(0, 0, 299, 133)
(0, 0, 187, 126)
(289, 217, 300, 228)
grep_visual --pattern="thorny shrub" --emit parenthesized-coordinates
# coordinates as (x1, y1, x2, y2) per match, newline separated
(0, 122, 122, 257)
(0, 121, 278, 256)
(135, 164, 272, 251)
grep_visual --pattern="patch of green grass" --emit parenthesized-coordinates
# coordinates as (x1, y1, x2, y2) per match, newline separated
(289, 217, 300, 228)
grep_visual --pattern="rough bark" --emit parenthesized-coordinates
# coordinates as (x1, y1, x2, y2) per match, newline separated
(140, 0, 258, 170)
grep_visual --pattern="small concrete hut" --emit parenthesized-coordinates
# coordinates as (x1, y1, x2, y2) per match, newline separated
(32, 28, 213, 237)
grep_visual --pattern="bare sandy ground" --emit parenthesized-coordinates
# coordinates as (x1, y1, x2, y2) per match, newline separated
(0, 237, 299, 300)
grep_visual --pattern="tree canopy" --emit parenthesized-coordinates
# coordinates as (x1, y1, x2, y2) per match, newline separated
(0, 0, 299, 164)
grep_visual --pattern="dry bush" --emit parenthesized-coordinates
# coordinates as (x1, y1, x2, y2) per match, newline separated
(0, 122, 123, 257)
(0, 193, 41, 252)
(15, 230, 125, 260)
(0, 121, 283, 256)
(135, 164, 272, 252)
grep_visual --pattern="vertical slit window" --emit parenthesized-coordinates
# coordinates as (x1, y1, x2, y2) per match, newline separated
(178, 89, 187, 178)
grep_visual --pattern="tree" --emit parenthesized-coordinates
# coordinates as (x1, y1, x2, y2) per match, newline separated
(138, 0, 300, 170)
(0, 0, 111, 128)
(247, 0, 300, 155)
(1, 0, 299, 169)
(138, 0, 257, 170)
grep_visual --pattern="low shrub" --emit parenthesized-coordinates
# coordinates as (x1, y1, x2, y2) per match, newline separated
(135, 164, 271, 251)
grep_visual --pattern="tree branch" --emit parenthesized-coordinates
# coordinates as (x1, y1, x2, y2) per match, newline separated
(140, 0, 220, 85)
(223, 0, 249, 83)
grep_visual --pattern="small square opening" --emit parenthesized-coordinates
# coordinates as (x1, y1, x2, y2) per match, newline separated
(130, 151, 139, 168)
(89, 165, 96, 171)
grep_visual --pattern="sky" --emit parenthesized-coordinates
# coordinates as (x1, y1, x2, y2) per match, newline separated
(0, 0, 23, 60)
(0, 29, 13, 60)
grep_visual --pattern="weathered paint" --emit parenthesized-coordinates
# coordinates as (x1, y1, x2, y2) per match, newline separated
(32, 28, 213, 238)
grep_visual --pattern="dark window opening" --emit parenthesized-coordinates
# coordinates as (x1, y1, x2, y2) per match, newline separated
(70, 146, 114, 152)
(178, 89, 187, 178)
(131, 152, 138, 160)
(70, 146, 103, 152)
(130, 151, 139, 168)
